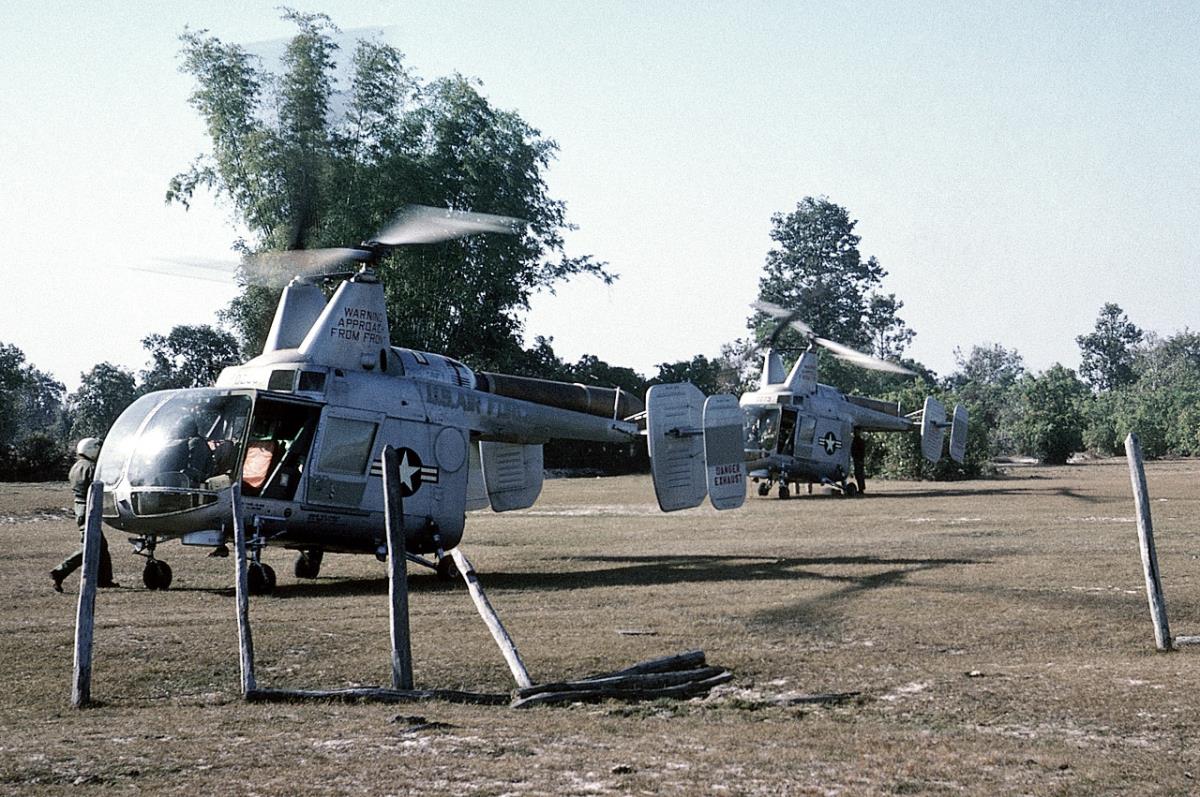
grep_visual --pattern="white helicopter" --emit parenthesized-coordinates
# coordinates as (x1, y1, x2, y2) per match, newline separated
(97, 207, 746, 593)
(741, 301, 967, 499)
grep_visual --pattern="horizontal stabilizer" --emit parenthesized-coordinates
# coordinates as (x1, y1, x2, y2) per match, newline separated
(949, 404, 969, 464)
(646, 383, 707, 512)
(703, 395, 746, 510)
(920, 396, 946, 463)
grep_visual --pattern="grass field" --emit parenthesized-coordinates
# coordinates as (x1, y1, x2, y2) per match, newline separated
(2, 460, 1199, 795)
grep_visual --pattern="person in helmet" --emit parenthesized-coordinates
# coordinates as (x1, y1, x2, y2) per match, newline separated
(51, 438, 119, 592)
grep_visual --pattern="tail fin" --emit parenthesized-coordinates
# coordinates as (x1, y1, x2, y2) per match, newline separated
(920, 396, 946, 462)
(949, 404, 969, 463)
(646, 384, 746, 512)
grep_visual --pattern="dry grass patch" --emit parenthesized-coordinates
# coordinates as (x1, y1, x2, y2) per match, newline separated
(2, 460, 1200, 794)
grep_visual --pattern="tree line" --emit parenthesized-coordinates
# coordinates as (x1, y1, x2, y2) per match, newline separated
(2, 11, 1186, 480)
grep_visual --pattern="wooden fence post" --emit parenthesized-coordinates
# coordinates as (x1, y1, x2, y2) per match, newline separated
(230, 482, 257, 694)
(449, 548, 533, 688)
(382, 446, 414, 690)
(71, 481, 104, 708)
(1125, 433, 1172, 651)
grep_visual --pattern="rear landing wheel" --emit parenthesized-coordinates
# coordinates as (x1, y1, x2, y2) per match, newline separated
(843, 482, 859, 498)
(757, 481, 770, 497)
(294, 550, 323, 579)
(436, 555, 460, 582)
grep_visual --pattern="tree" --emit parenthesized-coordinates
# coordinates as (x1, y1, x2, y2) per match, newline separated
(70, 363, 139, 440)
(1010, 365, 1090, 465)
(748, 197, 919, 395)
(1077, 303, 1143, 391)
(865, 293, 916, 361)
(652, 355, 724, 396)
(170, 11, 610, 368)
(752, 197, 887, 350)
(0, 341, 67, 447)
(945, 343, 1025, 456)
(141, 324, 241, 391)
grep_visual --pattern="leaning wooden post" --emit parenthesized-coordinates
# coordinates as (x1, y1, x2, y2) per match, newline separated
(1125, 433, 1172, 651)
(71, 480, 104, 708)
(382, 446, 414, 690)
(230, 482, 257, 694)
(449, 548, 533, 688)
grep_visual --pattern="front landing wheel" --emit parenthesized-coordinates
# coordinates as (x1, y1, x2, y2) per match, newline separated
(143, 559, 173, 591)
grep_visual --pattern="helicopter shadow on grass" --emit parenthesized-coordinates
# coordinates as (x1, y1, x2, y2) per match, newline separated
(268, 573, 464, 598)
(472, 553, 982, 595)
(847, 484, 1107, 503)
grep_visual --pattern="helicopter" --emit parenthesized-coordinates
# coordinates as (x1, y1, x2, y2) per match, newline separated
(96, 206, 746, 593)
(740, 301, 968, 499)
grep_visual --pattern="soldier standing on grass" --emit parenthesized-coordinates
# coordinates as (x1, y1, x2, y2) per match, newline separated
(51, 438, 119, 592)
(851, 429, 867, 495)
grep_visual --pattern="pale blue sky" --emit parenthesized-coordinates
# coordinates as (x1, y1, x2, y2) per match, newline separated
(2, 1, 1197, 391)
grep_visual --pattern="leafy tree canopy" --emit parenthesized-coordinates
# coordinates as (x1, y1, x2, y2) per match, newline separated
(747, 196, 919, 395)
(1011, 364, 1089, 465)
(69, 363, 139, 441)
(170, 9, 610, 370)
(141, 324, 241, 391)
(1076, 303, 1143, 392)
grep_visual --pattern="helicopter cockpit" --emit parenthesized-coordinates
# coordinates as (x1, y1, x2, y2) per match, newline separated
(743, 404, 782, 457)
(98, 389, 253, 517)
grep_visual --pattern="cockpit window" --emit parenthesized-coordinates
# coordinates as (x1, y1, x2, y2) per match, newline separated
(744, 405, 781, 455)
(122, 391, 253, 490)
(96, 393, 167, 485)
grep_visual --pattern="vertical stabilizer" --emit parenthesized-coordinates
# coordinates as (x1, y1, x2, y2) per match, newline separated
(297, 273, 391, 371)
(785, 350, 820, 395)
(920, 396, 947, 462)
(761, 349, 787, 389)
(264, 280, 328, 353)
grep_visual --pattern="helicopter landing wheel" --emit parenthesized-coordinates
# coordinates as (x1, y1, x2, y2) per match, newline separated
(778, 483, 790, 500)
(294, 549, 323, 579)
(436, 554, 460, 582)
(248, 562, 276, 595)
(843, 482, 858, 498)
(142, 559, 173, 591)
(757, 481, 770, 497)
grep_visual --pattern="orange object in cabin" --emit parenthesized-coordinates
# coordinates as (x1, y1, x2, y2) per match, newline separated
(242, 440, 282, 490)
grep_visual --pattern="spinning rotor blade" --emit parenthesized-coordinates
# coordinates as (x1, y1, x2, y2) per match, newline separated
(814, 337, 915, 375)
(751, 300, 814, 347)
(374, 205, 524, 245)
(244, 248, 370, 286)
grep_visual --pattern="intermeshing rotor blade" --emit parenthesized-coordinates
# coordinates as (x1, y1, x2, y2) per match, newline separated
(815, 337, 915, 375)
(374, 205, 524, 246)
(244, 248, 370, 285)
(750, 300, 815, 347)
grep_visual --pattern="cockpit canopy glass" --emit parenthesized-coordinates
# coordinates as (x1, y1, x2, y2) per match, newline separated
(743, 405, 781, 455)
(97, 389, 252, 490)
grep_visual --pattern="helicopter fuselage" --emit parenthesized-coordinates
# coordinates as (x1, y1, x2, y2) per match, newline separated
(97, 346, 638, 559)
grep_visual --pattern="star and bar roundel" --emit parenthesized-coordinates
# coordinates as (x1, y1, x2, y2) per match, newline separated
(819, 431, 843, 456)
(368, 447, 440, 497)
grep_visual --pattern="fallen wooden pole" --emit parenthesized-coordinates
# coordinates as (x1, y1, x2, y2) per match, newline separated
(516, 666, 727, 699)
(71, 481, 104, 708)
(230, 483, 257, 694)
(245, 686, 509, 706)
(449, 548, 532, 689)
(585, 649, 706, 680)
(511, 670, 734, 709)
(382, 446, 414, 690)
(1125, 433, 1172, 651)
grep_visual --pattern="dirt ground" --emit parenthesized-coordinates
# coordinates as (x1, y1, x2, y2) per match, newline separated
(2, 460, 1199, 795)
